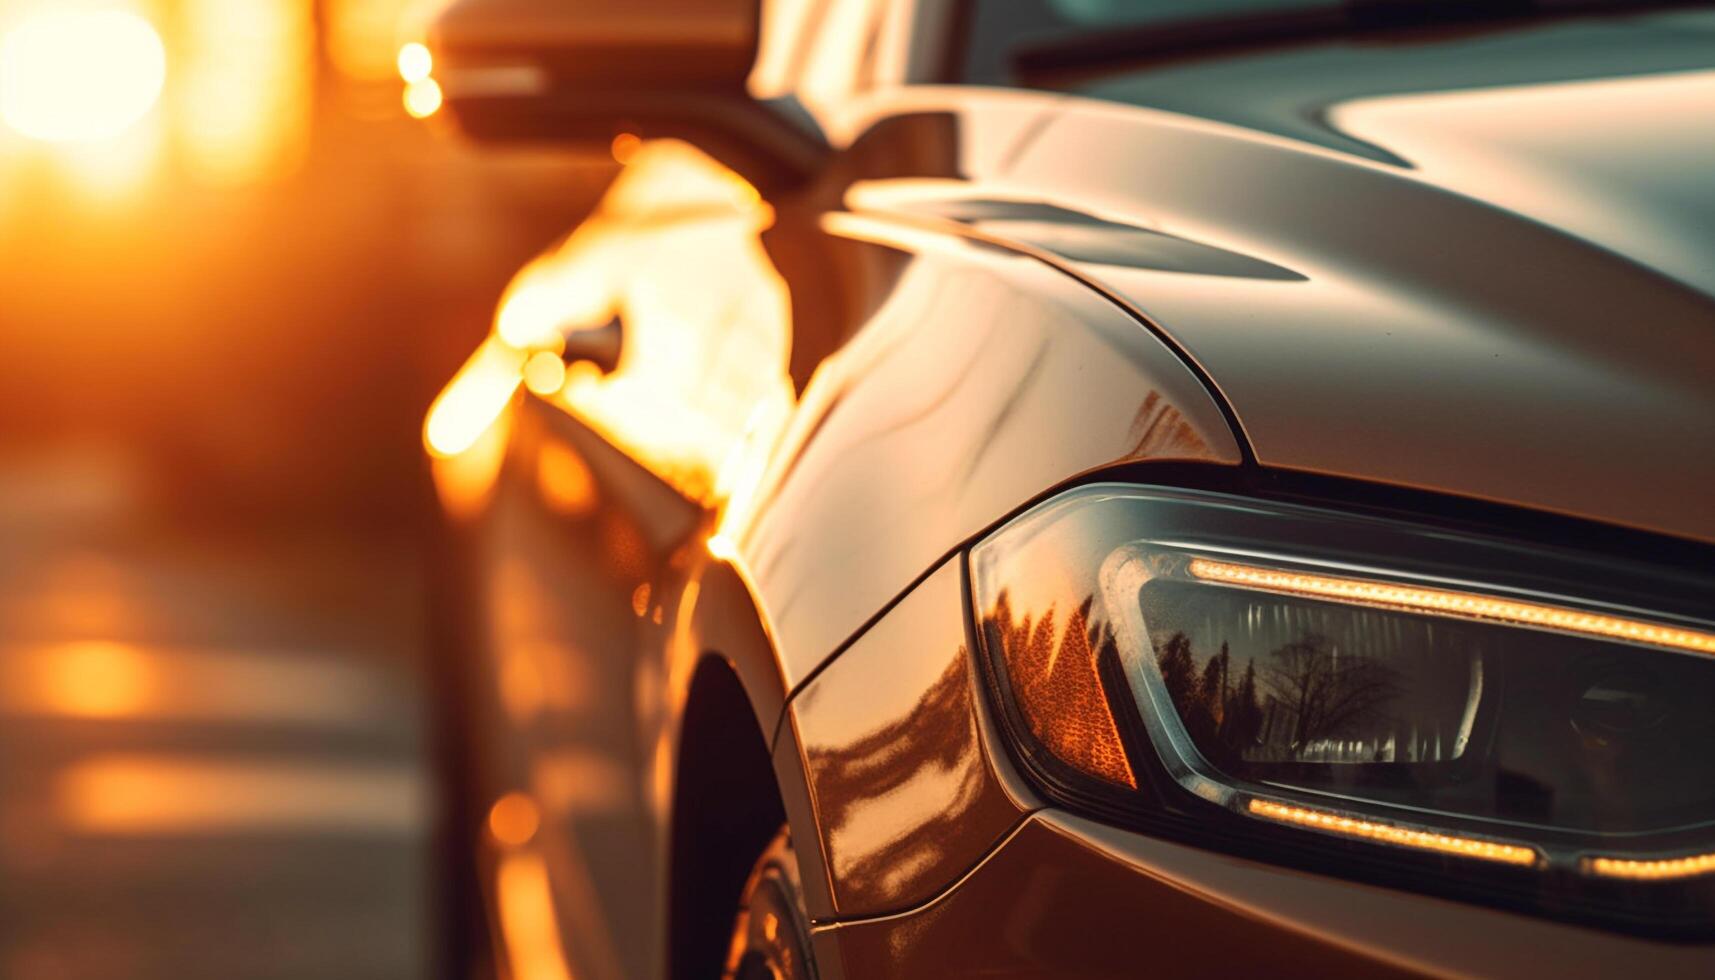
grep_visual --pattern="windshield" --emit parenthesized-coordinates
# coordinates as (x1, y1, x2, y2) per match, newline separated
(960, 0, 1337, 83)
(956, 0, 1715, 86)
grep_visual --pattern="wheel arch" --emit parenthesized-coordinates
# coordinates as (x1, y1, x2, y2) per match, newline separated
(664, 560, 831, 980)
(666, 656, 784, 980)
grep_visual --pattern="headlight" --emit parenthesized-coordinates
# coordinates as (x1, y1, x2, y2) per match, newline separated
(971, 484, 1715, 934)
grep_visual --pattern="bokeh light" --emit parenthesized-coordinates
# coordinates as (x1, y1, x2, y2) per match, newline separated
(488, 792, 540, 847)
(29, 641, 155, 719)
(522, 350, 567, 396)
(0, 9, 166, 143)
(403, 77, 443, 119)
(397, 41, 432, 83)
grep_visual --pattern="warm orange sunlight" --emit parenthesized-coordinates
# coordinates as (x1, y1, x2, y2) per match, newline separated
(534, 141, 793, 506)
(0, 0, 363, 196)
(496, 850, 575, 980)
(0, 1, 1707, 975)
(430, 408, 514, 525)
(536, 441, 599, 517)
(426, 140, 796, 525)
(27, 641, 155, 719)
(610, 131, 641, 164)
(0, 8, 166, 143)
(1, 641, 400, 729)
(426, 338, 526, 515)
(522, 350, 567, 396)
(425, 338, 526, 458)
(178, 0, 315, 184)
(57, 754, 424, 835)
(705, 533, 740, 561)
(489, 792, 541, 847)
(327, 0, 440, 82)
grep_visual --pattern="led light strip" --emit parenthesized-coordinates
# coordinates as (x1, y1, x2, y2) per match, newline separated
(1188, 558, 1715, 656)
(1585, 853, 1715, 882)
(1247, 799, 1540, 867)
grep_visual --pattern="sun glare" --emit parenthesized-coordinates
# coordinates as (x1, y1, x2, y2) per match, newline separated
(425, 338, 525, 458)
(0, 9, 167, 143)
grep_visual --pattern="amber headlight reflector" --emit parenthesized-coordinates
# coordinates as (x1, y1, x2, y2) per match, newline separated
(972, 484, 1715, 932)
(987, 591, 1136, 789)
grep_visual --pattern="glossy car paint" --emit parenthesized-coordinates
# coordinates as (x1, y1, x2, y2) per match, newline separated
(822, 810, 1715, 979)
(431, 4, 1715, 977)
(786, 558, 1032, 917)
(803, 562, 1715, 978)
(838, 75, 1715, 544)
(945, 84, 1715, 543)
(734, 212, 1241, 686)
(460, 400, 692, 980)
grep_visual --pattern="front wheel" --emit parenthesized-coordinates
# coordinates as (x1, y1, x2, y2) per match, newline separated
(723, 827, 818, 980)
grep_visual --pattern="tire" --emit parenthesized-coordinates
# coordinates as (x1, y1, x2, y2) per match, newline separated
(723, 827, 818, 980)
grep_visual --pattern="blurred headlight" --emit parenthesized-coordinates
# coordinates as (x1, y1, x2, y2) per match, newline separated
(972, 484, 1715, 934)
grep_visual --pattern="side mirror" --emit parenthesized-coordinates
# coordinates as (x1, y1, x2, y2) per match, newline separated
(427, 0, 826, 187)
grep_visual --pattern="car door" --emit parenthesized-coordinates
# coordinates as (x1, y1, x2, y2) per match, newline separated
(427, 137, 797, 980)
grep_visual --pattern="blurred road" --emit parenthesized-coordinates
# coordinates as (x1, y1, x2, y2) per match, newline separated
(0, 449, 433, 980)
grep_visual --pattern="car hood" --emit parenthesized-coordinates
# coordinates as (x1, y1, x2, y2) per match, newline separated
(868, 39, 1715, 545)
(1060, 6, 1715, 303)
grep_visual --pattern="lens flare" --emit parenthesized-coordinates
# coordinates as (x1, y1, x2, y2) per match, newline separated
(0, 9, 166, 143)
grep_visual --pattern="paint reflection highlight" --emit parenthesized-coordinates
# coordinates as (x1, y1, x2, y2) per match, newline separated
(794, 563, 1022, 914)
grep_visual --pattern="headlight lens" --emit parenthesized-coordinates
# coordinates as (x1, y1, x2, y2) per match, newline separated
(972, 484, 1715, 933)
